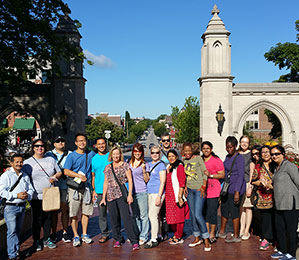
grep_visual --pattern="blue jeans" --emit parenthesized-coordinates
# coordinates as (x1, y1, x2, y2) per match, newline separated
(187, 188, 209, 239)
(132, 192, 149, 241)
(4, 205, 25, 259)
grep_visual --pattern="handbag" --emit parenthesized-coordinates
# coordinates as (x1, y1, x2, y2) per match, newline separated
(0, 173, 24, 219)
(220, 153, 239, 198)
(42, 186, 60, 212)
(66, 152, 88, 190)
(250, 185, 259, 207)
(111, 164, 128, 203)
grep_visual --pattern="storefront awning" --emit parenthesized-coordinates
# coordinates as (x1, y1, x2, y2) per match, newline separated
(13, 118, 35, 130)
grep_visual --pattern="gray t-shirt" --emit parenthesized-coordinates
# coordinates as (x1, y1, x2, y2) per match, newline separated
(183, 156, 207, 189)
(241, 152, 251, 183)
(22, 156, 60, 200)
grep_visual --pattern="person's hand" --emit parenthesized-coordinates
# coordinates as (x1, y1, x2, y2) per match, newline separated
(234, 192, 240, 204)
(155, 195, 161, 206)
(178, 197, 184, 207)
(141, 163, 146, 170)
(127, 194, 133, 205)
(49, 176, 57, 184)
(17, 191, 28, 200)
(92, 191, 97, 202)
(199, 185, 206, 198)
(79, 175, 87, 182)
(184, 187, 188, 197)
(246, 186, 252, 198)
(166, 165, 171, 173)
(99, 199, 106, 206)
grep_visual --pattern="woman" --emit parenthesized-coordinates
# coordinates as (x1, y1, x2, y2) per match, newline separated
(165, 149, 189, 245)
(183, 143, 211, 251)
(239, 135, 254, 240)
(219, 136, 246, 243)
(251, 145, 275, 250)
(100, 146, 139, 250)
(270, 145, 299, 260)
(129, 143, 149, 245)
(22, 139, 62, 251)
(144, 146, 166, 249)
(201, 141, 225, 244)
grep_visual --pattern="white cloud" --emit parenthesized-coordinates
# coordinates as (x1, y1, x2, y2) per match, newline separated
(83, 49, 114, 68)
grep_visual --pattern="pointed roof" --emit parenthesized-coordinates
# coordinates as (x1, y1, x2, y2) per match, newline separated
(56, 8, 81, 37)
(202, 4, 230, 38)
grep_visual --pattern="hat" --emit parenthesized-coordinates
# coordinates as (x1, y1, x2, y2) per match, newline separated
(53, 136, 66, 143)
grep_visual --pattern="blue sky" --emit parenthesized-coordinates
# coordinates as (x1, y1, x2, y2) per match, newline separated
(66, 0, 299, 119)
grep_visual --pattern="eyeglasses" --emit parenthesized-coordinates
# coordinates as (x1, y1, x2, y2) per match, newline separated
(252, 152, 259, 156)
(271, 152, 282, 157)
(34, 144, 45, 148)
(162, 139, 170, 142)
(261, 151, 270, 154)
(55, 140, 65, 143)
(151, 152, 160, 155)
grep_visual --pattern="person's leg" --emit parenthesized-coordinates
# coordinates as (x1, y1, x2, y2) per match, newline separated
(81, 214, 89, 235)
(15, 206, 25, 253)
(170, 224, 177, 237)
(186, 188, 200, 239)
(261, 209, 273, 242)
(219, 196, 229, 236)
(239, 206, 246, 236)
(160, 200, 169, 239)
(131, 194, 141, 237)
(51, 210, 58, 239)
(30, 200, 42, 242)
(232, 217, 240, 237)
(148, 193, 164, 241)
(208, 198, 219, 239)
(244, 207, 252, 237)
(107, 199, 122, 242)
(231, 194, 242, 237)
(97, 194, 109, 238)
(117, 198, 138, 244)
(43, 210, 52, 241)
(176, 222, 184, 238)
(283, 209, 298, 257)
(68, 188, 81, 238)
(135, 192, 149, 242)
(4, 206, 19, 259)
(275, 210, 287, 254)
(60, 189, 69, 233)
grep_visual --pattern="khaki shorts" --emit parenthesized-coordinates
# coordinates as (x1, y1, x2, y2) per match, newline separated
(68, 188, 93, 217)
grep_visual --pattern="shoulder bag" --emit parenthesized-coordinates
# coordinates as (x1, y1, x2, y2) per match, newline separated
(111, 163, 128, 203)
(32, 157, 61, 212)
(220, 153, 239, 198)
(0, 173, 23, 219)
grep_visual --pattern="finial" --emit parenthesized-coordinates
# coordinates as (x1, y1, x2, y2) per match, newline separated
(211, 4, 220, 16)
(63, 3, 71, 16)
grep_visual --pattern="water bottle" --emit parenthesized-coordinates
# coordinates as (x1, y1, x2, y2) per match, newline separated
(93, 195, 98, 208)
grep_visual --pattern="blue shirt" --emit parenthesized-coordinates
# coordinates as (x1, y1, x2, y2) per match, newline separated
(0, 168, 34, 203)
(45, 149, 72, 190)
(146, 161, 166, 194)
(64, 150, 96, 181)
(92, 153, 110, 194)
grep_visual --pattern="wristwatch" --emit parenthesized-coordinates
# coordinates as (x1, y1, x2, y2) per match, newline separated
(210, 174, 214, 178)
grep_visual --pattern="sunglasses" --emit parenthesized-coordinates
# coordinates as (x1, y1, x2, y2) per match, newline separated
(271, 152, 282, 157)
(34, 144, 45, 148)
(252, 152, 259, 156)
(162, 139, 170, 142)
(133, 150, 142, 153)
(151, 152, 160, 155)
(55, 140, 65, 143)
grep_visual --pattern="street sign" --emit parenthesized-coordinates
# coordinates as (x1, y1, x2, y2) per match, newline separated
(104, 130, 111, 134)
(105, 133, 111, 139)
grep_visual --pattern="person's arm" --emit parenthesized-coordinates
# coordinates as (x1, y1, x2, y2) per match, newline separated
(64, 169, 87, 182)
(91, 171, 97, 201)
(286, 162, 299, 189)
(156, 169, 166, 206)
(233, 155, 245, 204)
(142, 162, 150, 183)
(0, 173, 11, 200)
(177, 164, 186, 206)
(99, 175, 108, 206)
(125, 167, 133, 205)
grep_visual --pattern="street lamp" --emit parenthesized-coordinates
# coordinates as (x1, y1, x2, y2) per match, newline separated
(59, 106, 68, 134)
(216, 104, 225, 136)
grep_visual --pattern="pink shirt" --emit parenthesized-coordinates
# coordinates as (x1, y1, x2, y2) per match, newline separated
(204, 156, 224, 198)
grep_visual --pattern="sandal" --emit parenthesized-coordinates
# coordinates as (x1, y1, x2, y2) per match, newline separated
(209, 237, 217, 244)
(98, 236, 109, 243)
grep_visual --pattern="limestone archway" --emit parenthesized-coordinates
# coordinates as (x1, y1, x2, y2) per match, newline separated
(233, 99, 296, 148)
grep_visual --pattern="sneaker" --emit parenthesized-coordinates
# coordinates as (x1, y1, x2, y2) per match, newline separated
(113, 241, 121, 248)
(44, 238, 57, 249)
(225, 235, 241, 243)
(144, 240, 159, 249)
(73, 236, 81, 247)
(62, 232, 71, 243)
(132, 243, 140, 250)
(139, 239, 146, 246)
(50, 233, 57, 243)
(218, 233, 227, 239)
(280, 254, 296, 260)
(271, 251, 285, 258)
(33, 240, 42, 252)
(81, 234, 93, 244)
(260, 239, 270, 250)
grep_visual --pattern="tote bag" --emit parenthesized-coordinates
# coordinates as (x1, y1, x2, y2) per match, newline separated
(42, 186, 60, 212)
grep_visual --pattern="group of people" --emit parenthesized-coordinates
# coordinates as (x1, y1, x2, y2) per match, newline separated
(0, 132, 298, 260)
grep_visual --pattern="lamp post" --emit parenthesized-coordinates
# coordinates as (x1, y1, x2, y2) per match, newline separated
(215, 104, 225, 136)
(59, 106, 68, 135)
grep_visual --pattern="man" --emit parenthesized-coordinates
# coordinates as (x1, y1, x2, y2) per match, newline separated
(91, 137, 111, 243)
(64, 133, 96, 247)
(0, 154, 34, 260)
(45, 136, 72, 243)
(160, 133, 181, 163)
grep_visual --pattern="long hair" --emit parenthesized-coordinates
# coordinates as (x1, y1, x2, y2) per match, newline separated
(130, 143, 145, 167)
(251, 144, 261, 164)
(108, 146, 124, 162)
(167, 149, 184, 172)
(201, 141, 219, 159)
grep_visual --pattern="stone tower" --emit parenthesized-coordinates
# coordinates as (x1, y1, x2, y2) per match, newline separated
(199, 5, 234, 158)
(53, 10, 87, 149)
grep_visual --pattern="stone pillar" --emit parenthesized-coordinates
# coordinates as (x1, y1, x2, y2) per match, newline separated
(199, 5, 234, 159)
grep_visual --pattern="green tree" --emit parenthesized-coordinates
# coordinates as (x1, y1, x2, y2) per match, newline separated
(171, 96, 200, 143)
(0, 0, 84, 87)
(86, 117, 124, 145)
(153, 122, 167, 137)
(264, 109, 282, 139)
(0, 128, 11, 174)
